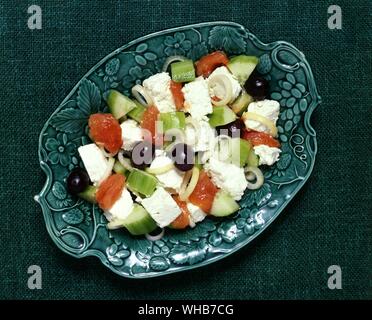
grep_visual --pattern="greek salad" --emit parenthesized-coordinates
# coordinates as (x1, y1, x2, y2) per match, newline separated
(66, 51, 281, 239)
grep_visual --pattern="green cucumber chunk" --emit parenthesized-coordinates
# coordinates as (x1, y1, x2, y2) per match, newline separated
(230, 138, 252, 167)
(107, 90, 137, 119)
(208, 106, 237, 127)
(113, 160, 126, 175)
(127, 169, 157, 197)
(127, 101, 146, 123)
(171, 60, 195, 83)
(210, 190, 240, 217)
(231, 90, 254, 115)
(122, 204, 157, 235)
(247, 149, 259, 167)
(215, 138, 251, 167)
(227, 55, 259, 85)
(78, 185, 97, 204)
(159, 112, 186, 132)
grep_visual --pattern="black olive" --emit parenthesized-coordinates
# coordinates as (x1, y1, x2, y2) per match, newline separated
(244, 73, 269, 100)
(121, 149, 132, 158)
(66, 168, 90, 195)
(216, 119, 245, 138)
(170, 143, 194, 172)
(131, 141, 155, 170)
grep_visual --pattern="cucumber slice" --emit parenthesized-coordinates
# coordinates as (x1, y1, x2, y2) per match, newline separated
(113, 159, 126, 175)
(127, 169, 158, 197)
(247, 149, 259, 167)
(210, 190, 240, 217)
(171, 60, 195, 83)
(78, 185, 97, 204)
(127, 101, 146, 123)
(208, 106, 237, 127)
(122, 204, 157, 235)
(215, 138, 251, 167)
(107, 90, 136, 119)
(231, 90, 254, 115)
(227, 55, 259, 85)
(159, 112, 186, 131)
(230, 138, 251, 167)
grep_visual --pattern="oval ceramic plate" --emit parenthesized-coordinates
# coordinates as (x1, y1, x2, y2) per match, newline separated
(36, 22, 321, 278)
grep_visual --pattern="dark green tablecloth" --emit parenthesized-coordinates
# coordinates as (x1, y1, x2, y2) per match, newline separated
(0, 0, 370, 300)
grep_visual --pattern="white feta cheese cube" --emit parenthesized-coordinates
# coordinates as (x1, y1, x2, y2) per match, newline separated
(186, 203, 207, 227)
(141, 187, 182, 227)
(78, 143, 109, 184)
(182, 77, 213, 120)
(204, 158, 248, 201)
(254, 145, 281, 166)
(107, 187, 134, 220)
(185, 117, 216, 152)
(208, 66, 242, 101)
(245, 99, 280, 133)
(143, 72, 176, 113)
(120, 119, 143, 151)
(149, 152, 184, 192)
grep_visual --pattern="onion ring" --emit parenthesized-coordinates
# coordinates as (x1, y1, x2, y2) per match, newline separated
(131, 84, 154, 107)
(146, 228, 165, 241)
(146, 162, 174, 175)
(242, 112, 278, 137)
(162, 55, 187, 72)
(118, 151, 134, 172)
(244, 166, 264, 190)
(179, 167, 200, 201)
(208, 74, 233, 106)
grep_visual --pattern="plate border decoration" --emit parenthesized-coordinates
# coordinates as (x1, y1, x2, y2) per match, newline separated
(36, 21, 321, 278)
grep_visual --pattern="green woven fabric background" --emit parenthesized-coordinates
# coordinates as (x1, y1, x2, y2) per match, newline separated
(0, 0, 370, 300)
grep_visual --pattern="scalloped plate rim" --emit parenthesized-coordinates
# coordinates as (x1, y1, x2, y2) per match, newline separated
(36, 21, 321, 279)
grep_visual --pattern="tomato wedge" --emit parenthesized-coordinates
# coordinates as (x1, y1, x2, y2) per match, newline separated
(141, 105, 160, 144)
(189, 171, 218, 213)
(242, 130, 281, 148)
(195, 51, 229, 78)
(170, 81, 184, 110)
(88, 113, 122, 154)
(96, 174, 125, 211)
(170, 196, 190, 229)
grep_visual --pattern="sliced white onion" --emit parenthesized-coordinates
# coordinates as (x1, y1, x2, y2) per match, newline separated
(98, 157, 115, 185)
(146, 228, 165, 241)
(208, 74, 233, 106)
(118, 151, 133, 172)
(244, 166, 264, 190)
(242, 112, 278, 137)
(178, 169, 193, 199)
(131, 84, 154, 107)
(162, 55, 187, 72)
(146, 162, 174, 175)
(246, 172, 256, 181)
(179, 167, 200, 201)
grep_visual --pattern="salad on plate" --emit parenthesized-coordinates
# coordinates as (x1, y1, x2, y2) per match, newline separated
(66, 51, 282, 240)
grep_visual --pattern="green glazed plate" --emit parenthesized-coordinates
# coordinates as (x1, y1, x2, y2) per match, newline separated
(36, 22, 321, 278)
